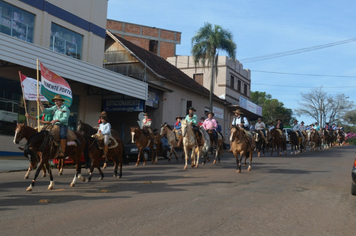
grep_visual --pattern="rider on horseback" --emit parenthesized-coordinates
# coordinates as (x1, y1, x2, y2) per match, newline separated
(142, 113, 155, 140)
(275, 118, 284, 137)
(255, 117, 268, 144)
(292, 119, 303, 141)
(98, 114, 111, 159)
(37, 95, 69, 158)
(202, 112, 218, 148)
(185, 107, 202, 144)
(174, 116, 183, 147)
(229, 109, 252, 152)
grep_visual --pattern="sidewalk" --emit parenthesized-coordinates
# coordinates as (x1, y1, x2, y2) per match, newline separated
(0, 156, 29, 173)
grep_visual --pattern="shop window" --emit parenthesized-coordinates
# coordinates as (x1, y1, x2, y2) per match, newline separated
(50, 23, 83, 60)
(0, 1, 35, 43)
(230, 76, 235, 88)
(238, 80, 241, 92)
(193, 73, 203, 85)
(149, 40, 158, 54)
(244, 84, 248, 96)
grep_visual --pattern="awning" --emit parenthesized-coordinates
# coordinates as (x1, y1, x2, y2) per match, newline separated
(228, 105, 261, 120)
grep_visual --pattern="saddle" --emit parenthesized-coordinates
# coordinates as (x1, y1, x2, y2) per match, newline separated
(91, 133, 118, 149)
(48, 125, 77, 146)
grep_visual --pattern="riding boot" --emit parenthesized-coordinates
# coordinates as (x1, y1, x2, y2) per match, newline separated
(103, 145, 108, 158)
(59, 139, 67, 158)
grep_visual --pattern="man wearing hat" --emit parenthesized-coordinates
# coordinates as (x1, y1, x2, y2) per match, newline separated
(98, 115, 111, 159)
(231, 109, 249, 130)
(37, 94, 70, 157)
(98, 111, 108, 124)
(203, 112, 218, 147)
(314, 122, 321, 132)
(142, 113, 154, 140)
(255, 117, 268, 143)
(185, 107, 202, 143)
(292, 119, 302, 139)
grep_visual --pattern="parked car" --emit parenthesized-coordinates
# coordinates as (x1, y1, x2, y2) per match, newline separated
(125, 137, 171, 162)
(352, 158, 356, 195)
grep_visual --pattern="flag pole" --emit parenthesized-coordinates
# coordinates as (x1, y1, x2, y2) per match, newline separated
(18, 71, 29, 126)
(36, 59, 40, 128)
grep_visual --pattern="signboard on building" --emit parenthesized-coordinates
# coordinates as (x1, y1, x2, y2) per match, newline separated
(146, 91, 159, 108)
(102, 99, 144, 112)
(0, 110, 18, 123)
(213, 106, 224, 119)
(239, 96, 262, 116)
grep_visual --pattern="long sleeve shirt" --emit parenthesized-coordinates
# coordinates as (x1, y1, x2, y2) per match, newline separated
(185, 114, 198, 125)
(142, 118, 152, 127)
(255, 122, 266, 130)
(315, 125, 321, 131)
(231, 116, 249, 128)
(275, 122, 284, 130)
(203, 118, 217, 130)
(43, 105, 70, 125)
(174, 122, 181, 130)
(98, 122, 111, 135)
(292, 123, 301, 131)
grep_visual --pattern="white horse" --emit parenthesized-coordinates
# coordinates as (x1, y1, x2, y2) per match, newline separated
(181, 120, 203, 169)
(160, 124, 180, 161)
(199, 127, 211, 165)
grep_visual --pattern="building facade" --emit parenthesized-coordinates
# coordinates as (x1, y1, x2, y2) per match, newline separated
(107, 19, 181, 60)
(0, 0, 148, 154)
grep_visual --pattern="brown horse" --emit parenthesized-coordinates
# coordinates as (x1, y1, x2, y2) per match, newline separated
(77, 120, 126, 181)
(254, 130, 266, 158)
(207, 129, 223, 164)
(310, 129, 321, 151)
(130, 127, 161, 166)
(270, 128, 287, 156)
(23, 127, 86, 191)
(180, 120, 204, 169)
(322, 129, 333, 149)
(13, 123, 66, 178)
(229, 126, 254, 173)
(336, 129, 345, 146)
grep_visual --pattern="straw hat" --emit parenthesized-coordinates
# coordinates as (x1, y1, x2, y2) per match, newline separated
(144, 113, 150, 117)
(99, 111, 107, 118)
(232, 109, 243, 115)
(51, 95, 65, 102)
(175, 116, 183, 120)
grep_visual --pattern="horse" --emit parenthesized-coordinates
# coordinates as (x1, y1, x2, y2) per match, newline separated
(336, 129, 345, 146)
(130, 127, 161, 166)
(77, 120, 126, 181)
(269, 128, 287, 156)
(322, 129, 333, 149)
(23, 128, 87, 191)
(310, 129, 321, 151)
(180, 120, 204, 169)
(160, 124, 180, 162)
(254, 130, 266, 158)
(13, 123, 66, 178)
(200, 127, 211, 165)
(229, 126, 254, 173)
(206, 129, 223, 164)
(289, 131, 301, 155)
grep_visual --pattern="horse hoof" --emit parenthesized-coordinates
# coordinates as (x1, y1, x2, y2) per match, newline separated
(202, 162, 205, 165)
(213, 160, 216, 165)
(248, 167, 251, 171)
(183, 166, 187, 170)
(70, 183, 75, 187)
(236, 169, 241, 173)
(24, 176, 29, 179)
(26, 187, 32, 192)
(103, 163, 107, 169)
(99, 177, 103, 180)
(155, 161, 158, 164)
(195, 164, 199, 168)
(48, 186, 53, 190)
(243, 163, 247, 166)
(135, 163, 139, 167)
(143, 163, 146, 166)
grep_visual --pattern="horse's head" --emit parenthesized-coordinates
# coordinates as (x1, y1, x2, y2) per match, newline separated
(229, 126, 238, 142)
(13, 123, 26, 144)
(181, 120, 190, 137)
(130, 127, 141, 143)
(160, 123, 170, 136)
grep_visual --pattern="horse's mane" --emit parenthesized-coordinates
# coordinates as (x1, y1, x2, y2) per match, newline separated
(78, 120, 96, 135)
(165, 124, 172, 131)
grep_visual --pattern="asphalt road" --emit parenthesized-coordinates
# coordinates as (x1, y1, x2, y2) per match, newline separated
(0, 146, 355, 236)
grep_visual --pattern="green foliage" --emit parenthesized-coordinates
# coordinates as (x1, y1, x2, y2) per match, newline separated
(250, 91, 294, 124)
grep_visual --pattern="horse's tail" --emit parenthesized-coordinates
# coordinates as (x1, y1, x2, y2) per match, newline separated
(83, 136, 91, 169)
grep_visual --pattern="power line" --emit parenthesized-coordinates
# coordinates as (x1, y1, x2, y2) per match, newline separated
(240, 38, 356, 63)
(251, 70, 356, 78)
(252, 83, 356, 88)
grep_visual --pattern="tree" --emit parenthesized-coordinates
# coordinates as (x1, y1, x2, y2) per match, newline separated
(191, 22, 236, 112)
(295, 87, 354, 127)
(250, 91, 294, 125)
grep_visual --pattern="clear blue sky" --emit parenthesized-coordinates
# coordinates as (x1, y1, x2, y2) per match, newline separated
(107, 0, 356, 125)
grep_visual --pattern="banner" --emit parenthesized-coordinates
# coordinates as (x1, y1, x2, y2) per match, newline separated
(102, 99, 144, 112)
(19, 73, 47, 101)
(40, 62, 72, 107)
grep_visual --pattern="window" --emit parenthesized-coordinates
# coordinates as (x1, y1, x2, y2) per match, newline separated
(238, 80, 241, 92)
(244, 84, 248, 96)
(186, 100, 192, 115)
(149, 40, 158, 54)
(193, 73, 203, 85)
(0, 1, 35, 43)
(50, 23, 83, 60)
(230, 76, 235, 88)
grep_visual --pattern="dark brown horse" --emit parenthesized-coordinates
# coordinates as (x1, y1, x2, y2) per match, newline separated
(13, 123, 66, 178)
(229, 126, 254, 173)
(77, 120, 126, 181)
(270, 128, 287, 156)
(310, 130, 321, 151)
(207, 129, 223, 164)
(322, 129, 333, 149)
(336, 129, 345, 146)
(289, 131, 301, 155)
(23, 128, 87, 191)
(130, 127, 161, 166)
(254, 130, 266, 158)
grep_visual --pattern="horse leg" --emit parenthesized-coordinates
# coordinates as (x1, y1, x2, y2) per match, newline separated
(24, 165, 33, 179)
(136, 150, 141, 166)
(191, 148, 195, 168)
(58, 158, 63, 176)
(42, 165, 47, 177)
(27, 158, 45, 191)
(235, 154, 241, 173)
(183, 147, 188, 170)
(195, 148, 200, 168)
(70, 155, 85, 187)
(247, 151, 252, 171)
(45, 160, 54, 190)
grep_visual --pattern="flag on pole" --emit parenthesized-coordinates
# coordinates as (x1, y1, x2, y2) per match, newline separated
(40, 62, 72, 107)
(19, 73, 48, 101)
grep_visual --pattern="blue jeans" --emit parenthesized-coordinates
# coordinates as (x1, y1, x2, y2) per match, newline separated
(58, 124, 68, 139)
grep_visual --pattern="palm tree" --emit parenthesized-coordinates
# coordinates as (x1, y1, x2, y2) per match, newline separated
(191, 22, 236, 113)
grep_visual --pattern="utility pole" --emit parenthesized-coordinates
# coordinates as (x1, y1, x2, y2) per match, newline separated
(320, 99, 323, 127)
